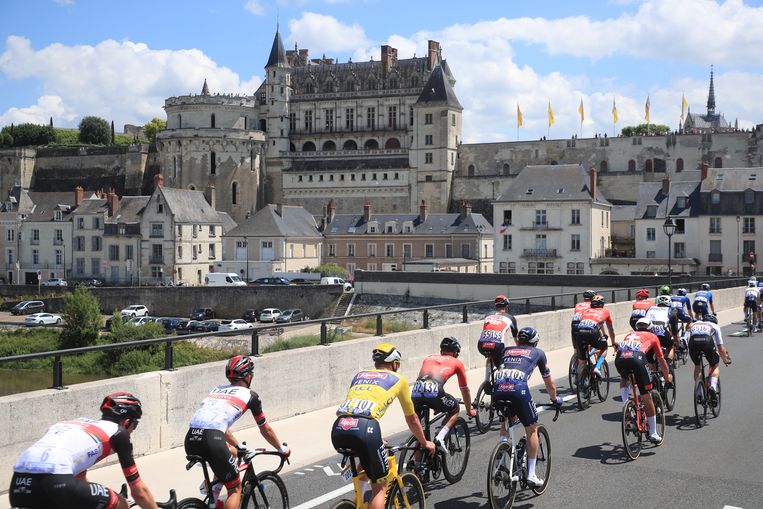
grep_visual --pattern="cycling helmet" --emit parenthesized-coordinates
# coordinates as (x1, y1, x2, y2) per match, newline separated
(701, 283, 710, 291)
(583, 289, 596, 301)
(226, 355, 254, 381)
(677, 288, 687, 296)
(517, 327, 540, 345)
(100, 392, 143, 422)
(372, 343, 402, 363)
(636, 288, 649, 300)
(590, 295, 605, 308)
(749, 280, 757, 288)
(440, 336, 461, 356)
(703, 314, 718, 324)
(655, 295, 671, 307)
(494, 295, 509, 307)
(659, 285, 671, 295)
(634, 318, 652, 331)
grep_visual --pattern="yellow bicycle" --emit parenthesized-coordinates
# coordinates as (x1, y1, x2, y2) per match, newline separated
(331, 444, 426, 509)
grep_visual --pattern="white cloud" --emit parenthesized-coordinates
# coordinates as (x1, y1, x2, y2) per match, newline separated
(244, 0, 265, 16)
(287, 12, 372, 54)
(0, 95, 76, 126)
(0, 36, 262, 128)
(54, 0, 74, 5)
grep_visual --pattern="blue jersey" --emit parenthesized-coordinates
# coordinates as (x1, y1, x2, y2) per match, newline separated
(694, 290, 713, 306)
(495, 345, 551, 383)
(671, 295, 691, 312)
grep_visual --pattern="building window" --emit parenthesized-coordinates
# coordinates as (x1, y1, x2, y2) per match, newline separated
(366, 107, 375, 129)
(119, 225, 126, 235)
(325, 108, 334, 131)
(209, 244, 216, 259)
(711, 191, 720, 205)
(209, 225, 216, 237)
(646, 228, 656, 241)
(53, 210, 63, 221)
(535, 210, 547, 226)
(304, 110, 313, 132)
(745, 189, 755, 205)
(211, 114, 215, 128)
(151, 223, 163, 238)
(425, 153, 433, 164)
(91, 237, 102, 251)
(91, 258, 101, 275)
(109, 245, 119, 261)
(744, 240, 755, 257)
(289, 113, 296, 130)
(231, 182, 238, 205)
(709, 240, 722, 260)
(451, 114, 456, 126)
(76, 258, 85, 275)
(193, 225, 198, 238)
(567, 262, 585, 274)
(714, 157, 723, 168)
(674, 242, 686, 258)
(75, 236, 85, 251)
(345, 108, 354, 130)
(628, 160, 636, 172)
(499, 261, 516, 274)
(425, 244, 434, 257)
(646, 251, 656, 259)
(55, 229, 63, 243)
(528, 261, 554, 274)
(126, 245, 134, 260)
(32, 250, 39, 265)
(178, 245, 183, 259)
(571, 234, 581, 251)
(461, 243, 470, 258)
(55, 250, 63, 266)
(328, 244, 336, 257)
(402, 244, 412, 258)
(210, 151, 216, 175)
(152, 244, 163, 262)
(347, 244, 355, 257)
(76, 217, 84, 229)
(387, 106, 397, 129)
(368, 243, 376, 257)
(425, 113, 433, 125)
(709, 217, 721, 233)
(151, 266, 162, 279)
(571, 209, 580, 225)
(386, 244, 394, 257)
(425, 134, 433, 145)
(744, 217, 756, 234)
(503, 234, 512, 251)
(32, 229, 39, 243)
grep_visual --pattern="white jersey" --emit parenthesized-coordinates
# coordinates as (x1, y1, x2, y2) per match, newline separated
(744, 287, 760, 300)
(189, 384, 264, 432)
(13, 418, 119, 475)
(645, 306, 669, 327)
(687, 321, 724, 346)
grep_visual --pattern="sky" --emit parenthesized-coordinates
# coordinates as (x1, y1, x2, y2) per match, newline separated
(2, 0, 763, 143)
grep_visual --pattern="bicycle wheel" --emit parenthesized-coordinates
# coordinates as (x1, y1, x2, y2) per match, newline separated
(486, 441, 517, 509)
(531, 425, 552, 495)
(442, 417, 470, 483)
(663, 364, 676, 412)
(746, 311, 752, 337)
(694, 379, 708, 428)
(621, 399, 641, 460)
(385, 472, 425, 509)
(710, 378, 722, 418)
(568, 353, 578, 391)
(397, 435, 420, 475)
(241, 471, 289, 509)
(595, 359, 610, 403)
(576, 366, 592, 410)
(177, 498, 206, 509)
(652, 391, 665, 446)
(330, 501, 356, 509)
(475, 381, 494, 434)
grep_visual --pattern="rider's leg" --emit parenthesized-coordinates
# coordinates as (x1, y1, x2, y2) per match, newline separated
(641, 392, 658, 436)
(223, 482, 242, 509)
(368, 481, 387, 509)
(619, 377, 631, 405)
(708, 362, 721, 390)
(485, 357, 492, 383)
(524, 423, 540, 479)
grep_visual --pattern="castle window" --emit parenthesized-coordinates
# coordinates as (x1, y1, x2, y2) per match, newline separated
(343, 140, 358, 150)
(211, 114, 216, 128)
(645, 159, 653, 172)
(600, 160, 607, 172)
(628, 160, 636, 172)
(503, 163, 510, 175)
(322, 140, 336, 151)
(178, 114, 182, 128)
(425, 153, 433, 164)
(714, 157, 723, 168)
(364, 139, 379, 150)
(231, 182, 238, 205)
(345, 108, 354, 130)
(302, 141, 316, 152)
(385, 138, 400, 149)
(676, 158, 684, 172)
(468, 165, 475, 177)
(425, 113, 433, 125)
(289, 113, 296, 130)
(366, 107, 376, 129)
(210, 151, 216, 175)
(304, 110, 313, 133)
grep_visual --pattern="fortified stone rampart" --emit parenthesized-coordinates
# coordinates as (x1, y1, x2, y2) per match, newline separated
(0, 147, 35, 201)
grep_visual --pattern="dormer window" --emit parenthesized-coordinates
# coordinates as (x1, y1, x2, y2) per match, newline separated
(711, 190, 720, 205)
(384, 221, 397, 234)
(402, 221, 414, 233)
(53, 210, 63, 221)
(676, 196, 687, 208)
(745, 188, 755, 205)
(367, 221, 379, 234)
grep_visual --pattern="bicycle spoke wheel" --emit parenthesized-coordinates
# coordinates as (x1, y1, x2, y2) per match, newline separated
(177, 498, 207, 509)
(486, 441, 517, 509)
(330, 501, 356, 509)
(397, 435, 419, 476)
(621, 399, 641, 460)
(241, 471, 289, 509)
(385, 472, 425, 509)
(568, 354, 578, 391)
(652, 391, 665, 446)
(531, 425, 552, 495)
(475, 381, 494, 434)
(596, 360, 610, 403)
(711, 378, 722, 418)
(663, 364, 676, 412)
(576, 366, 592, 410)
(694, 380, 708, 428)
(442, 417, 470, 484)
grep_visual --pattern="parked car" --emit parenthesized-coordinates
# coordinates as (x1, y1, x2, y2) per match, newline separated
(242, 309, 260, 322)
(11, 300, 45, 315)
(218, 319, 254, 332)
(175, 320, 199, 335)
(120, 305, 149, 317)
(276, 308, 305, 323)
(191, 320, 220, 332)
(289, 278, 319, 285)
(128, 316, 157, 326)
(40, 278, 68, 287)
(205, 272, 246, 286)
(155, 317, 183, 333)
(248, 277, 290, 286)
(81, 278, 103, 287)
(190, 307, 216, 320)
(24, 313, 62, 327)
(258, 308, 282, 322)
(320, 276, 354, 292)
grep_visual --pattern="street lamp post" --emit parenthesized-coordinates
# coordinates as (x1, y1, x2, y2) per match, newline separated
(736, 215, 741, 276)
(244, 237, 249, 283)
(663, 218, 676, 286)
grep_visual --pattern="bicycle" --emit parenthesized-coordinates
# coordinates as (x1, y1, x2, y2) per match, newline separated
(573, 342, 610, 410)
(486, 401, 561, 509)
(398, 401, 470, 484)
(693, 350, 729, 428)
(744, 306, 754, 337)
(330, 444, 425, 509)
(474, 365, 497, 434)
(178, 444, 289, 509)
(621, 374, 666, 460)
(119, 484, 177, 508)
(651, 351, 676, 412)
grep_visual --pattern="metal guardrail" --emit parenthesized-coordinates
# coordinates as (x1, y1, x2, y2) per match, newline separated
(0, 277, 748, 391)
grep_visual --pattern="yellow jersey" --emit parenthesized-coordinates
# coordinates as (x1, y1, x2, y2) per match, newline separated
(336, 369, 416, 420)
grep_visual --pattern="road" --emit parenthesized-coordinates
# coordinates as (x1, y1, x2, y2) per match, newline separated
(283, 321, 763, 509)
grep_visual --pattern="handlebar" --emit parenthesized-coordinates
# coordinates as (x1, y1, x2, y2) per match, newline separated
(119, 483, 177, 509)
(236, 442, 290, 474)
(538, 402, 563, 422)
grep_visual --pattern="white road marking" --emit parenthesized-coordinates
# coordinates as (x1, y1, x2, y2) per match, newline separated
(313, 464, 324, 467)
(292, 484, 354, 509)
(303, 468, 314, 471)
(323, 465, 341, 476)
(722, 506, 744, 508)
(294, 471, 305, 475)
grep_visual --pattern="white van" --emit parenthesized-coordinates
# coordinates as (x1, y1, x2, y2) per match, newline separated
(320, 276, 354, 292)
(205, 273, 246, 287)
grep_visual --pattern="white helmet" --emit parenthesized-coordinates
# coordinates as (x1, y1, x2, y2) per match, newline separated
(634, 318, 652, 331)
(749, 280, 757, 288)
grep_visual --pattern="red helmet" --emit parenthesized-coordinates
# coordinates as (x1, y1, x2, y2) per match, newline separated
(226, 355, 254, 381)
(100, 392, 143, 422)
(636, 288, 649, 300)
(494, 295, 509, 307)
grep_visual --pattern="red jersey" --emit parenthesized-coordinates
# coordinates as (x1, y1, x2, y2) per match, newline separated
(618, 330, 663, 358)
(571, 301, 591, 322)
(579, 307, 614, 331)
(416, 354, 468, 388)
(632, 299, 655, 311)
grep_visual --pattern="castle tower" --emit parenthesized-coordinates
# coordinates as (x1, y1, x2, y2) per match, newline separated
(262, 28, 292, 205)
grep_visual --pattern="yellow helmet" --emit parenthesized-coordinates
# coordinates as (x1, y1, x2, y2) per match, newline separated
(372, 343, 402, 363)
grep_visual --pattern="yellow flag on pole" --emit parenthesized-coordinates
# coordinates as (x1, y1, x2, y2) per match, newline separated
(645, 95, 651, 123)
(578, 99, 584, 123)
(612, 97, 619, 124)
(517, 104, 523, 128)
(681, 93, 688, 122)
(548, 101, 554, 127)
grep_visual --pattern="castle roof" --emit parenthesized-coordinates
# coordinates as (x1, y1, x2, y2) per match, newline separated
(416, 65, 462, 110)
(227, 204, 321, 239)
(266, 30, 289, 68)
(496, 164, 611, 206)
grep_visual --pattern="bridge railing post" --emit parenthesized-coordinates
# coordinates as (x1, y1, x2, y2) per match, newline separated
(251, 330, 261, 357)
(551, 296, 556, 311)
(52, 355, 64, 390)
(423, 309, 430, 329)
(376, 315, 383, 337)
(462, 305, 468, 323)
(320, 322, 328, 345)
(164, 341, 174, 370)
(525, 298, 531, 315)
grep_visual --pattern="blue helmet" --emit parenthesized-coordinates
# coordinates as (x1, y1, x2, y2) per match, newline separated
(517, 327, 540, 345)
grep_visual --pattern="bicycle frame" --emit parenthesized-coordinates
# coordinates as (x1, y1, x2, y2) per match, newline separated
(339, 447, 409, 508)
(628, 376, 647, 434)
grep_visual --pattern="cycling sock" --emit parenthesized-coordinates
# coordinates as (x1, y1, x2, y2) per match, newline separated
(647, 415, 657, 434)
(620, 387, 630, 404)
(709, 376, 718, 390)
(595, 355, 605, 370)
(527, 458, 537, 478)
(435, 425, 450, 442)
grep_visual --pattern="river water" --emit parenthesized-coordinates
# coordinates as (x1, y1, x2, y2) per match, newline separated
(0, 369, 105, 396)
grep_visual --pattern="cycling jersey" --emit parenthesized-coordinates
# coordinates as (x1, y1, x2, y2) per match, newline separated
(744, 287, 760, 310)
(188, 385, 266, 432)
(645, 306, 679, 343)
(615, 330, 662, 395)
(632, 299, 655, 312)
(693, 290, 714, 314)
(578, 307, 614, 337)
(414, 354, 468, 388)
(478, 312, 518, 366)
(571, 301, 591, 323)
(411, 354, 468, 415)
(671, 295, 691, 312)
(618, 331, 664, 357)
(686, 320, 724, 366)
(668, 300, 694, 323)
(492, 346, 551, 426)
(686, 321, 724, 347)
(337, 369, 415, 420)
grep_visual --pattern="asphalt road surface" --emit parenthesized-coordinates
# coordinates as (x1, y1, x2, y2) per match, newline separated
(282, 322, 763, 509)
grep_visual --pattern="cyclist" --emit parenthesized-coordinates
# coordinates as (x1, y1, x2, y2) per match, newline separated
(693, 283, 716, 320)
(658, 284, 671, 296)
(576, 295, 614, 379)
(185, 356, 290, 509)
(492, 327, 563, 487)
(645, 295, 681, 364)
(571, 289, 596, 355)
(743, 280, 761, 332)
(671, 288, 691, 314)
(411, 336, 476, 453)
(630, 288, 655, 330)
(686, 314, 731, 407)
(332, 343, 435, 509)
(614, 318, 673, 443)
(9, 392, 161, 509)
(478, 295, 518, 383)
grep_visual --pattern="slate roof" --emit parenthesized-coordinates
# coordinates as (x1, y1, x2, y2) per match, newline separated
(25, 192, 77, 221)
(266, 30, 289, 68)
(322, 211, 492, 236)
(106, 196, 149, 224)
(700, 167, 763, 192)
(495, 164, 611, 206)
(217, 211, 238, 234)
(611, 204, 637, 222)
(159, 187, 223, 224)
(227, 205, 321, 238)
(72, 198, 107, 215)
(634, 180, 700, 219)
(416, 65, 462, 110)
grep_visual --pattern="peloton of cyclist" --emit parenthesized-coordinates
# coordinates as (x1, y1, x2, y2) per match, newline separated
(478, 295, 518, 383)
(575, 295, 614, 379)
(9, 392, 162, 509)
(332, 344, 435, 509)
(630, 288, 655, 330)
(685, 314, 731, 407)
(645, 295, 681, 364)
(491, 327, 563, 487)
(411, 336, 476, 454)
(743, 280, 761, 332)
(693, 283, 716, 320)
(614, 318, 673, 443)
(185, 356, 290, 509)
(669, 288, 694, 327)
(571, 289, 596, 356)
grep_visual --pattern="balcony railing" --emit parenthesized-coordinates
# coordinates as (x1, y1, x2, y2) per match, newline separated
(520, 222, 561, 231)
(708, 253, 723, 262)
(149, 256, 164, 264)
(521, 249, 559, 258)
(53, 239, 64, 245)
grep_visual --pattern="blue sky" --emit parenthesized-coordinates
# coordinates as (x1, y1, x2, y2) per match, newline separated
(2, 0, 763, 142)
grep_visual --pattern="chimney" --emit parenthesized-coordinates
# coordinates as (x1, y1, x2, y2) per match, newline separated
(460, 200, 472, 220)
(381, 45, 397, 73)
(153, 173, 164, 189)
(363, 202, 372, 223)
(205, 179, 216, 210)
(276, 203, 284, 217)
(701, 161, 709, 181)
(327, 199, 336, 224)
(589, 166, 597, 200)
(419, 200, 429, 222)
(427, 40, 440, 70)
(74, 186, 84, 206)
(662, 176, 671, 196)
(107, 191, 119, 217)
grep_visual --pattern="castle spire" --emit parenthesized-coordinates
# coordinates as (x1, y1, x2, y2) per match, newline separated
(706, 65, 716, 116)
(266, 27, 289, 68)
(201, 78, 210, 95)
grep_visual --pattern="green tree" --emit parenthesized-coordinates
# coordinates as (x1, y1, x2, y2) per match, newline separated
(0, 132, 12, 148)
(104, 313, 165, 366)
(110, 120, 115, 145)
(78, 116, 110, 145)
(59, 286, 102, 349)
(1, 123, 54, 146)
(309, 264, 349, 279)
(142, 117, 167, 143)
(621, 123, 671, 136)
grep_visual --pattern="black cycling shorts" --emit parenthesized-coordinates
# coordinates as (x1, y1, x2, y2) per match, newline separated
(184, 428, 239, 487)
(615, 350, 653, 395)
(331, 416, 388, 483)
(744, 299, 758, 311)
(412, 393, 459, 418)
(9, 472, 118, 509)
(570, 320, 580, 346)
(692, 302, 709, 315)
(656, 332, 674, 352)
(575, 329, 608, 360)
(688, 335, 720, 366)
(478, 340, 505, 368)
(492, 380, 538, 426)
